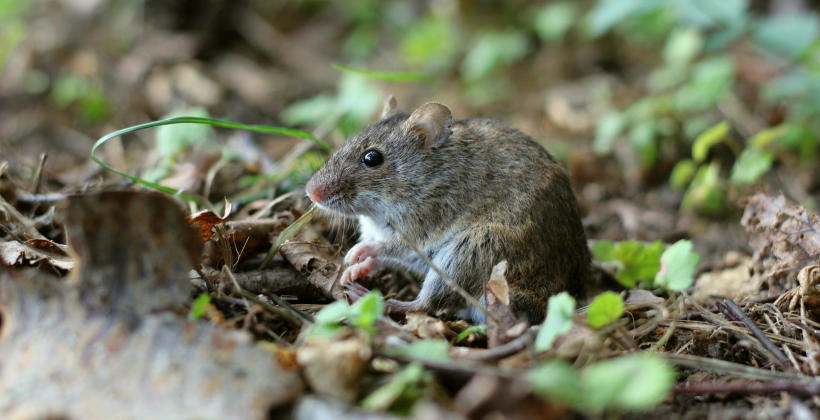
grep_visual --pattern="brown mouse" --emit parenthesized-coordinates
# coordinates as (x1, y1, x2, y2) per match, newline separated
(306, 97, 590, 323)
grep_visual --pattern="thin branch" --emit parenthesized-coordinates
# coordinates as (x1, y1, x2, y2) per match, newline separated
(675, 379, 820, 397)
(724, 299, 789, 367)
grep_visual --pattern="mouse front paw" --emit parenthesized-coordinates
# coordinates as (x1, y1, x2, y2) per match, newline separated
(340, 256, 379, 285)
(344, 241, 385, 265)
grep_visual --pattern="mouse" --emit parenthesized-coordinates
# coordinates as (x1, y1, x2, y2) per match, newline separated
(305, 96, 591, 323)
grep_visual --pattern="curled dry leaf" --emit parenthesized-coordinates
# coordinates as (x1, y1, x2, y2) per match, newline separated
(188, 198, 232, 242)
(404, 311, 452, 340)
(775, 264, 820, 318)
(279, 227, 344, 300)
(0, 239, 74, 272)
(485, 260, 520, 348)
(741, 194, 820, 293)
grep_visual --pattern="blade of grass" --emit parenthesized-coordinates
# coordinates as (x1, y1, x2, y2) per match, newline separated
(332, 62, 432, 83)
(91, 116, 332, 206)
(259, 204, 317, 269)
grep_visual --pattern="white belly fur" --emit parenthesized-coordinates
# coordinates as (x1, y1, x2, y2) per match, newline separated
(358, 215, 389, 242)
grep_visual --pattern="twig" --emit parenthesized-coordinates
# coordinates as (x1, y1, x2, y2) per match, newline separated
(377, 351, 521, 380)
(386, 216, 500, 325)
(664, 353, 801, 381)
(30, 153, 47, 194)
(234, 288, 305, 327)
(675, 379, 820, 397)
(724, 299, 789, 367)
(459, 326, 539, 362)
(649, 294, 680, 351)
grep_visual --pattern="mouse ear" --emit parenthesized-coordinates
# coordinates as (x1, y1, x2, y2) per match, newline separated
(381, 95, 398, 119)
(404, 102, 453, 149)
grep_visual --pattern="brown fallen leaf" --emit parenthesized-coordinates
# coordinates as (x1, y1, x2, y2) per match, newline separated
(189, 207, 229, 242)
(0, 191, 304, 419)
(280, 227, 344, 300)
(0, 239, 74, 271)
(741, 194, 820, 293)
(485, 260, 521, 348)
(297, 335, 371, 403)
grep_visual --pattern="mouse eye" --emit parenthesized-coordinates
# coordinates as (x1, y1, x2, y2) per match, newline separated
(360, 149, 384, 168)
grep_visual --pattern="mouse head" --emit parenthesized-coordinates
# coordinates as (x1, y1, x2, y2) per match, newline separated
(306, 97, 454, 221)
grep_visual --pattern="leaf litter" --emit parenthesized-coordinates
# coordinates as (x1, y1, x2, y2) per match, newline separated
(4, 141, 820, 418)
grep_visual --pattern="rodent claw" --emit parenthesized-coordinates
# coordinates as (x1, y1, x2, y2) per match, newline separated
(344, 282, 371, 303)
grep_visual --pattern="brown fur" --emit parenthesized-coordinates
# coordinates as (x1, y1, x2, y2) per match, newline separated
(306, 100, 591, 322)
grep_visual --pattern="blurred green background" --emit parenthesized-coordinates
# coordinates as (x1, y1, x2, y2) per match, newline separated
(2, 0, 819, 225)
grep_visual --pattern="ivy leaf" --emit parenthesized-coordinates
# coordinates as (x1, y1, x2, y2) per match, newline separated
(360, 363, 427, 412)
(528, 360, 582, 406)
(587, 291, 624, 329)
(655, 240, 700, 291)
(580, 353, 676, 411)
(350, 290, 384, 334)
(613, 241, 664, 288)
(315, 300, 350, 324)
(590, 240, 616, 262)
(535, 292, 576, 352)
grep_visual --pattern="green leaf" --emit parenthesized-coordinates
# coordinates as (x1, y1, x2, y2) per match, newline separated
(586, 0, 660, 37)
(593, 113, 625, 155)
(280, 94, 337, 126)
(590, 240, 616, 262)
(533, 2, 578, 42)
(730, 147, 773, 186)
(670, 159, 697, 191)
(587, 291, 624, 328)
(663, 27, 703, 66)
(692, 120, 730, 162)
(675, 58, 734, 111)
(360, 363, 427, 411)
(313, 300, 352, 325)
(389, 339, 450, 362)
(676, 0, 748, 29)
(188, 293, 211, 321)
(528, 360, 582, 405)
(750, 125, 787, 148)
(350, 290, 384, 334)
(400, 13, 459, 71)
(535, 292, 576, 352)
(754, 13, 820, 59)
(613, 241, 664, 288)
(456, 324, 487, 343)
(682, 161, 725, 215)
(628, 121, 658, 166)
(461, 31, 530, 82)
(655, 240, 700, 291)
(580, 353, 676, 411)
(332, 63, 432, 83)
